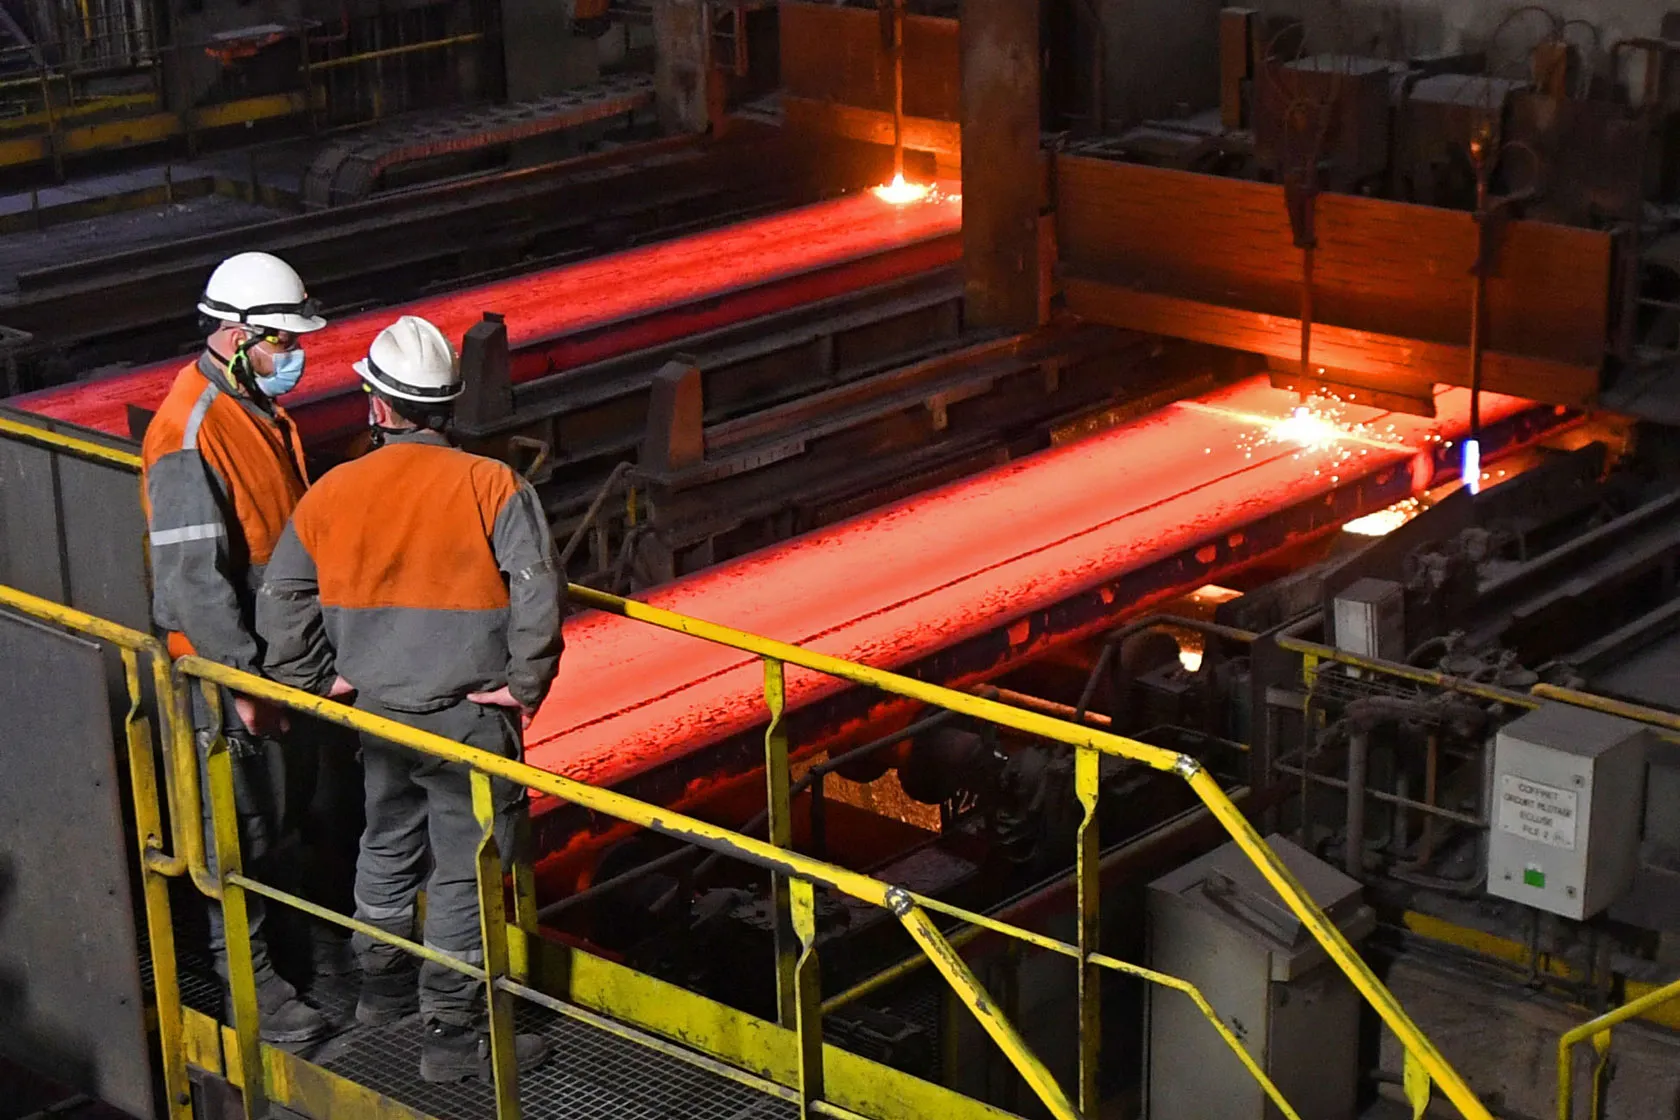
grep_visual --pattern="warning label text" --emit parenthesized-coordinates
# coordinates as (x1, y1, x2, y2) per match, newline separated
(1498, 774, 1577, 851)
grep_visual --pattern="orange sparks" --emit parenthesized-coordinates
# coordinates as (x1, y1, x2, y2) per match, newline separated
(872, 173, 932, 204)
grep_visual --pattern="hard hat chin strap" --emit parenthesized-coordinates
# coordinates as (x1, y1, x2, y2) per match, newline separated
(207, 331, 270, 403)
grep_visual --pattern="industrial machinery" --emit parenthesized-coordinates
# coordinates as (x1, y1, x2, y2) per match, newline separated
(5, 3, 1680, 1120)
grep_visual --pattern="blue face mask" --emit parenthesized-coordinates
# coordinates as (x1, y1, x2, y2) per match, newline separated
(254, 347, 306, 397)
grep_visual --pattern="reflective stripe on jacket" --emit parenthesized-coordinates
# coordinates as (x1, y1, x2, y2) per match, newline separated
(140, 354, 308, 673)
(257, 429, 563, 714)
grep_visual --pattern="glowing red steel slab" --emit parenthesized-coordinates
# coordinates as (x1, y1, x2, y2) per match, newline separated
(528, 379, 1542, 788)
(13, 190, 963, 439)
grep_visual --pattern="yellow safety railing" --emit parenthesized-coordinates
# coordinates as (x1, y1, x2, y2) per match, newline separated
(7, 579, 1322, 1120)
(1557, 978, 1680, 1120)
(171, 646, 1310, 1120)
(0, 410, 1488, 1119)
(563, 585, 1495, 1120)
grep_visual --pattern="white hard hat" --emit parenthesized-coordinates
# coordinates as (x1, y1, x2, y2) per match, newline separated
(198, 252, 327, 334)
(353, 315, 462, 403)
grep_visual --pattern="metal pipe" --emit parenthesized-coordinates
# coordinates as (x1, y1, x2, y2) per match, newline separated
(1468, 134, 1491, 467)
(302, 32, 484, 73)
(1417, 732, 1440, 865)
(1299, 692, 1317, 845)
(1345, 730, 1368, 877)
(558, 461, 636, 569)
(1272, 759, 1487, 827)
(1072, 642, 1114, 725)
(1392, 767, 1409, 856)
(1300, 237, 1315, 381)
(892, 0, 905, 180)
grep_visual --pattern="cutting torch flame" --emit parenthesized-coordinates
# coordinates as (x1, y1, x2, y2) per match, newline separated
(872, 173, 931, 204)
(1269, 405, 1348, 451)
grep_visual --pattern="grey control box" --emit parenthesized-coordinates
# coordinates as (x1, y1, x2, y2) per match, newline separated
(1487, 704, 1648, 920)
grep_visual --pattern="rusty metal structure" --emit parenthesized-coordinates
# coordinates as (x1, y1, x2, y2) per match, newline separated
(8, 3, 1680, 1120)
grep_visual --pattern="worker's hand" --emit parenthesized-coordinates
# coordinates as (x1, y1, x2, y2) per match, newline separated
(326, 675, 356, 699)
(233, 694, 290, 736)
(467, 685, 536, 729)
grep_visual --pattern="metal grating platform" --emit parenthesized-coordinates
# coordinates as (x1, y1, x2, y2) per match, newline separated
(319, 1004, 797, 1120)
(142, 897, 796, 1119)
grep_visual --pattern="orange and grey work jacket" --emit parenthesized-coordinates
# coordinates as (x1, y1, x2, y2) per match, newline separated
(140, 353, 309, 676)
(256, 429, 563, 714)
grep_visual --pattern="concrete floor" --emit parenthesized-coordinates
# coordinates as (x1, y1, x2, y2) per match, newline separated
(1379, 953, 1680, 1120)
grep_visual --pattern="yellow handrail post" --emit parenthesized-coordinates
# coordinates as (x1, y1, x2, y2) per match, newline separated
(120, 650, 192, 1120)
(200, 684, 267, 1120)
(167, 670, 221, 898)
(1587, 1033, 1612, 1120)
(508, 813, 539, 985)
(790, 877, 826, 1116)
(764, 657, 800, 1026)
(472, 770, 523, 1120)
(1074, 744, 1101, 1116)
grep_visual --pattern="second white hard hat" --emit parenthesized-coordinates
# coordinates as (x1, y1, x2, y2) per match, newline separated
(353, 315, 462, 403)
(198, 252, 327, 334)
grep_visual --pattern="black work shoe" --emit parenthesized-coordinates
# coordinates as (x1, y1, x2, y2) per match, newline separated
(419, 1021, 550, 1083)
(355, 962, 419, 1026)
(312, 932, 359, 978)
(225, 977, 334, 1045)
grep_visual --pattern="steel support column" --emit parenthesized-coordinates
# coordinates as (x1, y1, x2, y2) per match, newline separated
(960, 0, 1043, 331)
(654, 0, 711, 134)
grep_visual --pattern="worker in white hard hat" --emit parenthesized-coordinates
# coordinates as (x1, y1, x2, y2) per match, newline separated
(140, 251, 339, 1043)
(258, 314, 562, 1082)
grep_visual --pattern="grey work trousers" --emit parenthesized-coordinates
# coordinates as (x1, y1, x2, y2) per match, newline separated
(350, 696, 527, 1027)
(193, 685, 362, 990)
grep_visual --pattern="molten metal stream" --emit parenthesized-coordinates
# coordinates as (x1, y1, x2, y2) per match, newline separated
(527, 380, 1551, 793)
(13, 190, 962, 439)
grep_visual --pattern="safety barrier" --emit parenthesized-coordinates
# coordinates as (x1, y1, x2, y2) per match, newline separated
(0, 413, 1492, 1120)
(0, 573, 1492, 1120)
(1557, 978, 1680, 1120)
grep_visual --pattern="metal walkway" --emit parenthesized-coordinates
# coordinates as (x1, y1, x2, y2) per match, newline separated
(143, 912, 797, 1120)
(318, 1003, 796, 1120)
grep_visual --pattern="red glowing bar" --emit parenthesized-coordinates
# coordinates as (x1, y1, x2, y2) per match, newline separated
(12, 191, 962, 439)
(526, 379, 1545, 791)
